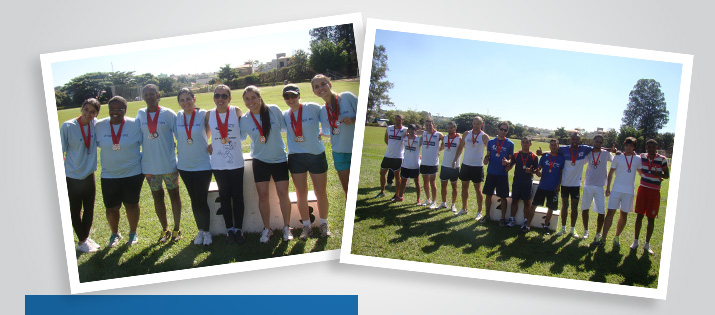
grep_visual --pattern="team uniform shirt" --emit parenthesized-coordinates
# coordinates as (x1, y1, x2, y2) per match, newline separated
(136, 107, 177, 175)
(209, 106, 245, 170)
(384, 125, 407, 159)
(402, 135, 421, 169)
(512, 151, 539, 184)
(486, 138, 514, 175)
(319, 92, 358, 154)
(537, 153, 565, 191)
(95, 117, 142, 178)
(240, 104, 287, 163)
(462, 130, 486, 167)
(441, 134, 461, 168)
(421, 130, 441, 167)
(584, 149, 614, 187)
(610, 154, 643, 194)
(558, 145, 592, 187)
(283, 102, 325, 155)
(60, 118, 98, 180)
(176, 109, 211, 171)
(639, 153, 668, 190)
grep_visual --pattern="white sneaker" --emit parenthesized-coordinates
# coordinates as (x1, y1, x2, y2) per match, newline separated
(571, 230, 580, 238)
(454, 209, 467, 216)
(437, 202, 447, 209)
(644, 243, 654, 255)
(429, 202, 438, 209)
(202, 231, 213, 246)
(450, 204, 458, 212)
(300, 225, 313, 240)
(320, 223, 332, 238)
(194, 231, 204, 245)
(582, 230, 590, 239)
(283, 226, 294, 241)
(108, 234, 123, 248)
(421, 199, 432, 207)
(475, 212, 483, 221)
(556, 227, 566, 236)
(86, 237, 100, 250)
(77, 241, 97, 253)
(630, 240, 639, 249)
(260, 228, 273, 243)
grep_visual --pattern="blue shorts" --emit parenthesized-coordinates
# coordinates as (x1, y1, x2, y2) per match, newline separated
(332, 152, 352, 172)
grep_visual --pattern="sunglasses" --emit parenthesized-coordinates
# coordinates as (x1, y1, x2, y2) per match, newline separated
(214, 93, 229, 100)
(499, 128, 508, 132)
(283, 94, 299, 100)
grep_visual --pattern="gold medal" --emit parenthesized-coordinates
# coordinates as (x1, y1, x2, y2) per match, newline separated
(295, 136, 304, 142)
(220, 138, 228, 144)
(260, 136, 266, 143)
(187, 138, 193, 145)
(112, 144, 120, 151)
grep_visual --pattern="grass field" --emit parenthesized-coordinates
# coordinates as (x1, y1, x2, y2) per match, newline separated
(56, 79, 359, 282)
(351, 126, 667, 288)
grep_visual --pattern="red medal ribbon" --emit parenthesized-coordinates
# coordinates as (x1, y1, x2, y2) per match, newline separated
(591, 150, 602, 167)
(407, 135, 415, 151)
(495, 137, 505, 155)
(446, 133, 456, 149)
(392, 125, 401, 141)
(425, 131, 435, 148)
(216, 108, 230, 140)
(325, 96, 340, 130)
(548, 154, 556, 172)
(146, 106, 161, 135)
(184, 108, 196, 141)
(290, 104, 304, 137)
(646, 154, 656, 172)
(519, 151, 530, 168)
(471, 130, 479, 146)
(570, 146, 578, 165)
(110, 118, 125, 146)
(624, 154, 634, 172)
(249, 111, 265, 140)
(76, 116, 91, 153)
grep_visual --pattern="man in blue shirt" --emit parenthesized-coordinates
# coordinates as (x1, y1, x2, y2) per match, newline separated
(481, 122, 514, 225)
(524, 139, 565, 233)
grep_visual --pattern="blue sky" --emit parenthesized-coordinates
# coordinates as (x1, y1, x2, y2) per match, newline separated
(51, 29, 312, 87)
(375, 30, 683, 133)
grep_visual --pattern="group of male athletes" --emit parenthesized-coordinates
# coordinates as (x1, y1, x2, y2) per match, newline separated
(376, 115, 669, 254)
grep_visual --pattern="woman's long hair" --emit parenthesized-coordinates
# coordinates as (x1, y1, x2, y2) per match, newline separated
(243, 85, 271, 141)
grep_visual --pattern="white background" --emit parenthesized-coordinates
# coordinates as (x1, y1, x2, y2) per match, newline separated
(4, 0, 713, 313)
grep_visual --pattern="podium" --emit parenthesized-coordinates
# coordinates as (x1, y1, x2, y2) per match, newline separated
(485, 180, 560, 230)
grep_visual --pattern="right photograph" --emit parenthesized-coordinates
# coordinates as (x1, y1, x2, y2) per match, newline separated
(343, 20, 692, 299)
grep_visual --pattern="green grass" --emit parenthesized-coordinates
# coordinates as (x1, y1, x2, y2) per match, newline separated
(57, 79, 359, 283)
(351, 126, 666, 288)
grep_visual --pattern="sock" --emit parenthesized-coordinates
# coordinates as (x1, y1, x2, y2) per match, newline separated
(645, 242, 650, 247)
(303, 220, 311, 227)
(584, 229, 588, 235)
(570, 227, 575, 232)
(633, 238, 639, 244)
(562, 225, 566, 230)
(320, 218, 328, 224)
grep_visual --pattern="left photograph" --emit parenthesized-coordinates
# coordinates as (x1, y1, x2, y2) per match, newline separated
(40, 14, 362, 293)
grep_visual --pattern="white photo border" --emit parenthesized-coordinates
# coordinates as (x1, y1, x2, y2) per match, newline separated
(340, 18, 693, 300)
(41, 13, 365, 294)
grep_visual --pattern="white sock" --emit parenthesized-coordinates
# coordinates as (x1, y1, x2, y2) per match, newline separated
(320, 218, 328, 224)
(633, 239, 639, 244)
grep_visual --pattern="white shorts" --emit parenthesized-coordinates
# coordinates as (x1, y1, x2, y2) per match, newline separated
(582, 185, 606, 214)
(607, 191, 634, 213)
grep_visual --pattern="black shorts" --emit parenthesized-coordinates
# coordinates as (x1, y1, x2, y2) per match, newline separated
(400, 167, 419, 179)
(101, 173, 144, 208)
(253, 159, 290, 183)
(533, 188, 559, 210)
(458, 164, 484, 183)
(560, 185, 580, 200)
(439, 166, 460, 182)
(288, 152, 328, 174)
(380, 157, 402, 171)
(482, 174, 509, 198)
(419, 165, 438, 175)
(511, 181, 533, 201)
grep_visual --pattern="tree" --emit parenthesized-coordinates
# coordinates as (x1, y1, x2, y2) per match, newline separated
(621, 79, 669, 141)
(617, 125, 645, 152)
(63, 72, 113, 107)
(309, 24, 358, 77)
(604, 129, 619, 149)
(157, 76, 177, 94)
(367, 45, 394, 121)
(554, 127, 569, 144)
(217, 64, 238, 83)
(453, 113, 479, 133)
(309, 39, 347, 75)
(135, 73, 156, 86)
(288, 49, 312, 82)
(55, 89, 72, 108)
(658, 132, 675, 154)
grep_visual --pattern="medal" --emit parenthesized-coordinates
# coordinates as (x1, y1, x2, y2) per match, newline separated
(495, 137, 505, 159)
(290, 104, 305, 144)
(336, 121, 341, 126)
(628, 169, 632, 173)
(518, 151, 532, 172)
(523, 165, 526, 170)
(77, 116, 91, 154)
(187, 139, 193, 145)
(446, 133, 456, 151)
(332, 128, 340, 135)
(250, 111, 268, 144)
(110, 118, 124, 152)
(591, 150, 601, 169)
(220, 138, 228, 144)
(216, 108, 231, 145)
(496, 153, 500, 157)
(624, 154, 634, 173)
(112, 144, 120, 151)
(325, 96, 341, 136)
(151, 132, 159, 139)
(184, 108, 196, 146)
(260, 136, 266, 143)
(295, 136, 304, 142)
(594, 165, 597, 169)
(472, 144, 475, 147)
(571, 162, 575, 166)
(471, 130, 479, 147)
(146, 106, 161, 140)
(569, 146, 578, 166)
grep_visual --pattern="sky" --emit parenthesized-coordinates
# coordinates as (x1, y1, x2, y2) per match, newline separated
(375, 30, 683, 134)
(51, 29, 313, 87)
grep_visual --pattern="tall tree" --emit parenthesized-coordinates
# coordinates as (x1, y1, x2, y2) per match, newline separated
(309, 24, 358, 77)
(288, 49, 312, 82)
(63, 72, 113, 106)
(367, 45, 394, 121)
(621, 78, 669, 141)
(309, 40, 347, 75)
(217, 64, 238, 83)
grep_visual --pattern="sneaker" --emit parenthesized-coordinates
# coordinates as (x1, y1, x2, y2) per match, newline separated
(194, 232, 204, 245)
(454, 209, 468, 216)
(300, 225, 313, 240)
(393, 196, 404, 202)
(108, 234, 123, 248)
(591, 237, 603, 246)
(556, 227, 566, 236)
(437, 202, 447, 209)
(630, 240, 639, 250)
(477, 213, 488, 223)
(421, 199, 431, 207)
(172, 230, 183, 242)
(86, 238, 100, 250)
(320, 223, 332, 238)
(283, 226, 294, 241)
(234, 231, 245, 244)
(386, 183, 393, 189)
(202, 231, 213, 245)
(571, 230, 580, 238)
(389, 195, 397, 202)
(522, 218, 528, 226)
(429, 202, 438, 209)
(613, 238, 621, 247)
(76, 241, 97, 253)
(259, 228, 273, 243)
(520, 225, 530, 233)
(128, 232, 139, 245)
(582, 230, 590, 239)
(375, 192, 386, 198)
(450, 204, 458, 213)
(644, 243, 654, 255)
(506, 217, 516, 227)
(158, 230, 171, 243)
(416, 199, 422, 206)
(542, 224, 551, 235)
(499, 219, 507, 227)
(226, 230, 236, 244)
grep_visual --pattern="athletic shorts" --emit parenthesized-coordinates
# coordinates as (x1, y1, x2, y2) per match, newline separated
(400, 167, 419, 179)
(101, 174, 144, 208)
(635, 186, 661, 218)
(439, 166, 460, 182)
(482, 174, 509, 198)
(380, 157, 402, 171)
(458, 164, 484, 183)
(332, 152, 351, 172)
(288, 152, 328, 174)
(419, 165, 438, 175)
(511, 181, 533, 201)
(533, 188, 559, 211)
(253, 159, 290, 183)
(581, 185, 606, 214)
(560, 185, 580, 200)
(607, 191, 634, 212)
(145, 171, 179, 191)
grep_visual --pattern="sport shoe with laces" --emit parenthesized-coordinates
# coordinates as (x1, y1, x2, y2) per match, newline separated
(77, 241, 97, 253)
(571, 230, 580, 238)
(644, 243, 654, 255)
(226, 230, 236, 244)
(555, 227, 566, 236)
(108, 234, 123, 248)
(194, 231, 204, 245)
(300, 225, 313, 240)
(375, 192, 386, 198)
(506, 217, 516, 227)
(234, 231, 245, 244)
(416, 199, 422, 206)
(429, 202, 438, 209)
(454, 209, 467, 216)
(499, 218, 507, 227)
(202, 231, 213, 245)
(582, 230, 590, 239)
(282, 226, 294, 241)
(128, 232, 139, 245)
(158, 230, 171, 243)
(630, 240, 639, 250)
(437, 202, 447, 209)
(86, 237, 100, 250)
(320, 223, 332, 238)
(542, 224, 551, 235)
(259, 228, 273, 243)
(172, 230, 183, 242)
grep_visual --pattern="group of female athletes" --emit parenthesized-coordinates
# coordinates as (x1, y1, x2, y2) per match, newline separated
(60, 74, 357, 253)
